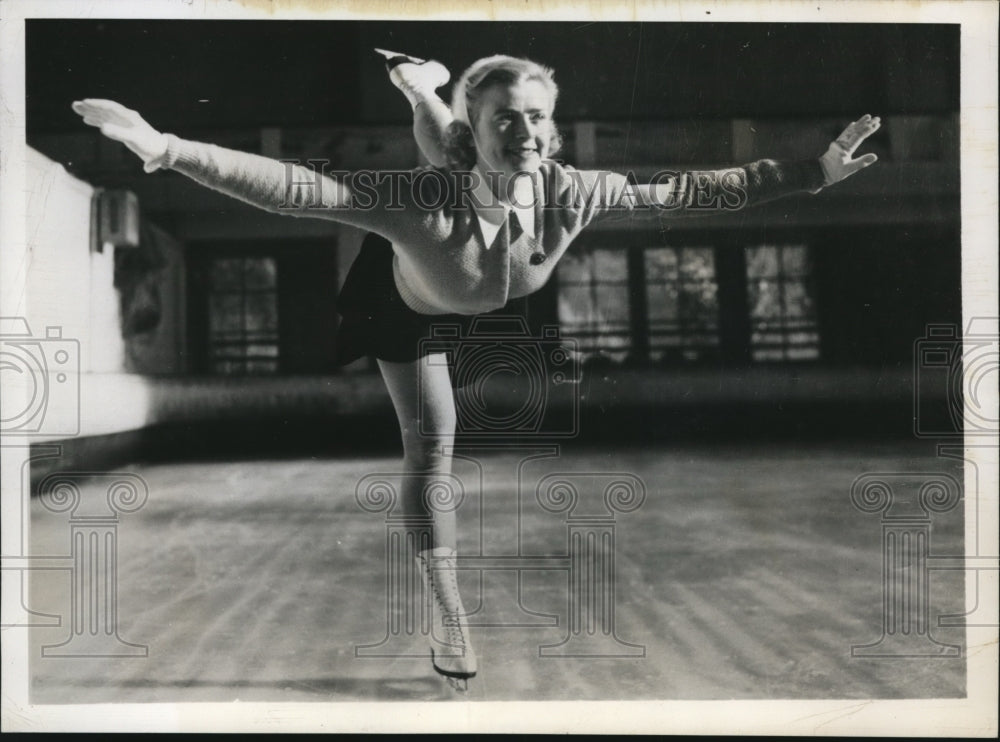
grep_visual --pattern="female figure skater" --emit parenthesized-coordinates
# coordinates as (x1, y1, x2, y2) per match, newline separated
(72, 51, 879, 691)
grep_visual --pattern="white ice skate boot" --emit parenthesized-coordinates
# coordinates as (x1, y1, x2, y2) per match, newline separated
(415, 546, 477, 691)
(375, 48, 451, 109)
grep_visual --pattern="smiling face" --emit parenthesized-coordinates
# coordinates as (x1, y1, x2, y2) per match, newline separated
(471, 77, 555, 188)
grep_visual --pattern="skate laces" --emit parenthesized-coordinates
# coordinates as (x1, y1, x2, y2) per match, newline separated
(426, 555, 468, 650)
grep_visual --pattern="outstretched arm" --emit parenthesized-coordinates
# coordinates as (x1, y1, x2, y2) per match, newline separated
(72, 98, 169, 173)
(632, 115, 881, 212)
(72, 99, 407, 239)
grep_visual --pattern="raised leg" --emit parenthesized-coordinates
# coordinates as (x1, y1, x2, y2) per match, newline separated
(377, 48, 455, 168)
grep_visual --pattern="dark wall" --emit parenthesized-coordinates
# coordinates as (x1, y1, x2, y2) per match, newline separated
(25, 19, 963, 374)
(813, 224, 962, 365)
(27, 21, 959, 134)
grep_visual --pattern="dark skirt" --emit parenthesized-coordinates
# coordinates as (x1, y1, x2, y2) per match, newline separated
(334, 233, 532, 382)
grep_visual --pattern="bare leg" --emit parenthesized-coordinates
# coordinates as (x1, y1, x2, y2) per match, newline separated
(412, 98, 455, 169)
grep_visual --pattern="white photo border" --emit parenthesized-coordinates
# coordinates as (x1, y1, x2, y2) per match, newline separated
(1, 0, 996, 735)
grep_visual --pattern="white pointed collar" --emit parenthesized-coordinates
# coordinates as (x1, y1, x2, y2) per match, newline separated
(468, 165, 537, 249)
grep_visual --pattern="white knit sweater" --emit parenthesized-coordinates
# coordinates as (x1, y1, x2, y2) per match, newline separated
(159, 134, 825, 315)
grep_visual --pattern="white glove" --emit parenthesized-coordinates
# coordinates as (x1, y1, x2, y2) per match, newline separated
(818, 114, 881, 187)
(71, 99, 169, 173)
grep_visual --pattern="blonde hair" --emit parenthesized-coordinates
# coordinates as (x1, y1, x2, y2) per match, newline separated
(443, 55, 563, 171)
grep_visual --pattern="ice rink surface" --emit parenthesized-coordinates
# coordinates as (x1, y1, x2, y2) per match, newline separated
(28, 440, 965, 703)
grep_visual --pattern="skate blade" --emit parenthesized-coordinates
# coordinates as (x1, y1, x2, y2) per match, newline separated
(445, 676, 468, 692)
(374, 48, 426, 64)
